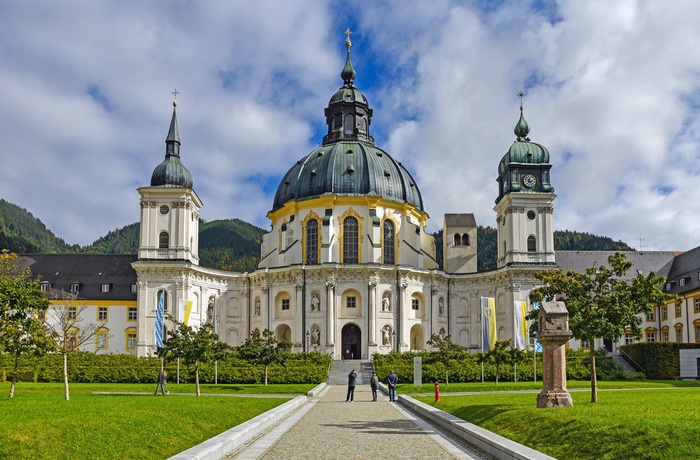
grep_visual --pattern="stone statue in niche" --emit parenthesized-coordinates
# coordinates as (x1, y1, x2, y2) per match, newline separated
(382, 294, 391, 312)
(382, 325, 391, 345)
(255, 299, 261, 316)
(311, 294, 320, 312)
(207, 300, 214, 323)
(438, 297, 445, 316)
(311, 328, 320, 345)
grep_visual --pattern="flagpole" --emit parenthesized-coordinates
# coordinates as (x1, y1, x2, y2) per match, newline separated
(481, 297, 484, 384)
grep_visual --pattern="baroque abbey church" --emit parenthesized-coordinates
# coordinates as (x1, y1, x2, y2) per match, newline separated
(131, 34, 556, 359)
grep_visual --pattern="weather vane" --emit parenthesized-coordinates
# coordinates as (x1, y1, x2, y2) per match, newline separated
(517, 91, 525, 111)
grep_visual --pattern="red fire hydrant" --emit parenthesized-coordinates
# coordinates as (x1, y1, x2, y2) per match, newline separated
(434, 381, 440, 402)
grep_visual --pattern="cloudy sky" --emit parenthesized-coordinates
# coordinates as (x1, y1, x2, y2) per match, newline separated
(1, 1, 699, 251)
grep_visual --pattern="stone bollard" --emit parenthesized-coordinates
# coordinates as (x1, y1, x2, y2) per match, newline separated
(536, 301, 573, 408)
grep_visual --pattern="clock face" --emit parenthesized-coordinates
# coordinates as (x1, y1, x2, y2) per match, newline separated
(522, 174, 536, 188)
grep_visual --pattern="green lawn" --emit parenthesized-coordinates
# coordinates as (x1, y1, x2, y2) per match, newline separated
(0, 382, 314, 459)
(415, 383, 700, 460)
(400, 379, 700, 394)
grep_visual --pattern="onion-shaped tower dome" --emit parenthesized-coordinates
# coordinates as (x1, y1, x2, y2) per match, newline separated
(271, 31, 424, 213)
(150, 101, 193, 189)
(495, 97, 554, 203)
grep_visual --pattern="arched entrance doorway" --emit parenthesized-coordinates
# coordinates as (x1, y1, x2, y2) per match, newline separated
(341, 324, 361, 360)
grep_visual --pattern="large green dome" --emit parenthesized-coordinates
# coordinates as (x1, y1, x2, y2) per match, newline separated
(271, 33, 424, 213)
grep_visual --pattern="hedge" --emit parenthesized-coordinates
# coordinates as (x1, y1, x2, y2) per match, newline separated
(620, 342, 700, 380)
(0, 351, 331, 384)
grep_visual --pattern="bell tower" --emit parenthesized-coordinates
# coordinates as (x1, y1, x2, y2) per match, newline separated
(494, 94, 555, 268)
(137, 96, 201, 264)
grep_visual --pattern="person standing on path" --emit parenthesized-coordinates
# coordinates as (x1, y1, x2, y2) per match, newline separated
(346, 369, 357, 402)
(154, 370, 169, 395)
(387, 370, 398, 402)
(370, 371, 379, 401)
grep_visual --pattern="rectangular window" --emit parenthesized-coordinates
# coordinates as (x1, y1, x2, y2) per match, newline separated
(581, 340, 590, 349)
(676, 329, 683, 343)
(676, 303, 682, 317)
(696, 325, 700, 343)
(97, 332, 107, 349)
(646, 332, 656, 343)
(412, 299, 419, 310)
(98, 307, 107, 321)
(680, 278, 686, 287)
(661, 307, 668, 321)
(101, 283, 110, 293)
(646, 311, 655, 321)
(625, 333, 634, 345)
(66, 332, 77, 350)
(131, 284, 137, 294)
(695, 298, 700, 313)
(347, 297, 356, 308)
(128, 307, 137, 321)
(282, 299, 290, 310)
(662, 331, 669, 342)
(67, 306, 77, 319)
(40, 282, 50, 292)
(127, 333, 137, 350)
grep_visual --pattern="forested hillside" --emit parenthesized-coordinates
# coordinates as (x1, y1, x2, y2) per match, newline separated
(0, 199, 75, 253)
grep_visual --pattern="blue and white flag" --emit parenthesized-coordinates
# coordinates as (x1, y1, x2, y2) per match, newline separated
(532, 301, 543, 352)
(155, 291, 164, 348)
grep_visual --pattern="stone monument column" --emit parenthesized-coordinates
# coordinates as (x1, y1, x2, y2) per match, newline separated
(537, 300, 573, 408)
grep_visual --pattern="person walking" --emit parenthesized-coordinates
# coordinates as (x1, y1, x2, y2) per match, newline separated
(369, 371, 379, 401)
(387, 369, 398, 402)
(154, 369, 169, 395)
(346, 369, 357, 402)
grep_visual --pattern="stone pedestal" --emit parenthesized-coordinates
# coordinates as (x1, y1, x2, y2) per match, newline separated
(536, 301, 573, 408)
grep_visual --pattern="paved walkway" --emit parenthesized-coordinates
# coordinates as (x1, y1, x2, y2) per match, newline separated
(231, 385, 491, 460)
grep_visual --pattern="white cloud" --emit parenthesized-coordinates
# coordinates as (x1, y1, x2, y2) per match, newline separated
(0, 0, 699, 253)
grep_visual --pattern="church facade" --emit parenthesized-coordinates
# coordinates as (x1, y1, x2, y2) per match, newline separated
(131, 35, 557, 359)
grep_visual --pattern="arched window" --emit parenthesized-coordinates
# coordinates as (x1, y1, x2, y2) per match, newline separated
(383, 220, 395, 265)
(305, 219, 319, 264)
(343, 216, 359, 263)
(344, 114, 354, 135)
(527, 236, 536, 253)
(454, 234, 462, 245)
(463, 233, 470, 246)
(159, 231, 169, 249)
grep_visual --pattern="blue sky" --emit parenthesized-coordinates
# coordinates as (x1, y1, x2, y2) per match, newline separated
(1, 1, 699, 251)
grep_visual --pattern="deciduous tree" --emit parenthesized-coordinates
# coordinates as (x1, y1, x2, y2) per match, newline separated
(157, 319, 230, 395)
(237, 328, 292, 385)
(426, 333, 465, 384)
(476, 339, 525, 384)
(0, 250, 52, 398)
(529, 252, 675, 402)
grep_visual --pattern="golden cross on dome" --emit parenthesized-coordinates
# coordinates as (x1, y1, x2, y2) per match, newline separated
(345, 28, 352, 47)
(517, 91, 525, 111)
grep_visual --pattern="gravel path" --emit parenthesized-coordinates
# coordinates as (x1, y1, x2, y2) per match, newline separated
(233, 384, 491, 460)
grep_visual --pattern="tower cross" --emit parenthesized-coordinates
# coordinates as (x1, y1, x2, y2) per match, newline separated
(517, 91, 526, 111)
(171, 88, 180, 100)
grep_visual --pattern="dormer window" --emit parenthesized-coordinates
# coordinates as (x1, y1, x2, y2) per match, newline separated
(101, 283, 111, 293)
(70, 283, 80, 294)
(344, 114, 354, 135)
(40, 281, 50, 292)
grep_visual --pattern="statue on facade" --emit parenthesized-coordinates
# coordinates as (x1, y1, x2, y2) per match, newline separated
(255, 299, 261, 316)
(311, 294, 320, 312)
(311, 328, 320, 345)
(382, 326, 391, 345)
(438, 297, 445, 316)
(382, 294, 391, 312)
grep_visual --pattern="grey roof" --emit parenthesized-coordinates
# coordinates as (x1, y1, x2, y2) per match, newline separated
(555, 250, 677, 281)
(661, 245, 700, 294)
(444, 213, 476, 227)
(17, 254, 138, 301)
(151, 106, 193, 189)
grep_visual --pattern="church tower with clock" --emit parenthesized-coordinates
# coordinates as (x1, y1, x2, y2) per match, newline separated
(494, 97, 556, 268)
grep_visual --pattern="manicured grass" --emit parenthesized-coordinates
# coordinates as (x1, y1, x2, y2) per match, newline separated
(400, 379, 700, 394)
(415, 385, 700, 460)
(0, 382, 315, 459)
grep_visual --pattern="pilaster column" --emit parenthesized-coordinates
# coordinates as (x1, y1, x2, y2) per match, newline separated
(399, 279, 408, 350)
(368, 277, 378, 345)
(326, 277, 335, 348)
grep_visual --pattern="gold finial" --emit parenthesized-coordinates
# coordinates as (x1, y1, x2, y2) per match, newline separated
(345, 28, 352, 48)
(517, 91, 525, 111)
(171, 88, 180, 107)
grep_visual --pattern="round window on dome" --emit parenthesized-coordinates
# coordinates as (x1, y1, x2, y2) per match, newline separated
(160, 205, 169, 215)
(527, 210, 536, 220)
